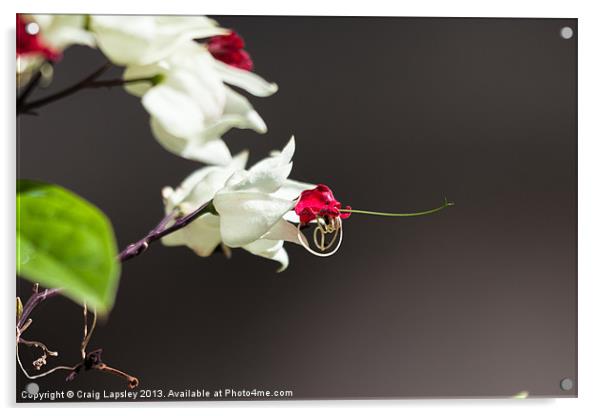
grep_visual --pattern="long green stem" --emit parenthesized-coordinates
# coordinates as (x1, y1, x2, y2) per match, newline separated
(339, 198, 454, 217)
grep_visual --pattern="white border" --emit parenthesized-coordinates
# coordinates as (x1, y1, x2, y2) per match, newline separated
(3, 1, 602, 415)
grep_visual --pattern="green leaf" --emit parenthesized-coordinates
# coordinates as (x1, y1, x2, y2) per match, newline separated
(16, 180, 120, 313)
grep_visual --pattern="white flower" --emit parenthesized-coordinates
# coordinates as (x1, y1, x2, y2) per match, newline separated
(161, 137, 314, 271)
(123, 41, 278, 165)
(31, 15, 96, 51)
(18, 15, 95, 78)
(89, 15, 228, 66)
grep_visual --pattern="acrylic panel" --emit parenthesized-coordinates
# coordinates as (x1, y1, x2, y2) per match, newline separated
(16, 15, 577, 402)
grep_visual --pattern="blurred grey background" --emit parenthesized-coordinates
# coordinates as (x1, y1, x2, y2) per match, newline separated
(17, 16, 577, 400)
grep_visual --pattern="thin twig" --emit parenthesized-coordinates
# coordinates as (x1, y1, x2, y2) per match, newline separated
(87, 77, 155, 88)
(17, 67, 44, 108)
(82, 304, 88, 358)
(16, 294, 138, 389)
(80, 305, 97, 359)
(17, 288, 62, 330)
(19, 319, 32, 334)
(18, 65, 157, 114)
(18, 337, 59, 371)
(19, 338, 59, 358)
(17, 62, 112, 114)
(96, 363, 139, 389)
(65, 349, 139, 389)
(16, 341, 75, 380)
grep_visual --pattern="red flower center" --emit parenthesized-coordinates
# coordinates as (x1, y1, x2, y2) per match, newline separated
(207, 31, 253, 71)
(16, 15, 60, 61)
(294, 185, 351, 225)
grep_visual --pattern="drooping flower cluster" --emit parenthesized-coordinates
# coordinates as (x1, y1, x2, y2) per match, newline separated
(18, 14, 277, 165)
(161, 137, 314, 271)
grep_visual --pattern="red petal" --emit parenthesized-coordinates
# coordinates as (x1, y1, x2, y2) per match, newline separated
(16, 15, 61, 61)
(208, 31, 253, 71)
(294, 184, 351, 224)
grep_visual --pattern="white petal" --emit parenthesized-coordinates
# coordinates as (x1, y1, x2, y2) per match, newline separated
(198, 114, 264, 144)
(91, 16, 227, 65)
(251, 135, 295, 172)
(243, 239, 289, 272)
(228, 150, 250, 171)
(178, 150, 247, 195)
(90, 16, 158, 65)
(143, 84, 205, 138)
(222, 87, 267, 133)
(153, 16, 227, 39)
(32, 15, 96, 50)
(279, 135, 296, 162)
(193, 87, 269, 142)
(163, 151, 247, 214)
(213, 192, 295, 247)
(149, 118, 233, 165)
(160, 227, 187, 246)
(222, 137, 296, 193)
(224, 163, 292, 195)
(52, 27, 96, 49)
(161, 213, 222, 257)
(30, 15, 54, 29)
(262, 219, 303, 245)
(181, 161, 245, 208)
(166, 166, 219, 209)
(122, 62, 165, 97)
(149, 116, 188, 157)
(213, 59, 278, 97)
(163, 48, 227, 121)
(17, 55, 43, 75)
(282, 211, 302, 223)
(181, 138, 233, 166)
(272, 179, 315, 201)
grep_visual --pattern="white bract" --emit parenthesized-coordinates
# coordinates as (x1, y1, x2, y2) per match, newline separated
(89, 15, 228, 66)
(161, 137, 314, 271)
(123, 41, 278, 165)
(32, 15, 96, 51)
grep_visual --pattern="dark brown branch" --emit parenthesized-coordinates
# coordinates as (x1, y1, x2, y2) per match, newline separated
(17, 67, 44, 108)
(17, 345, 138, 389)
(17, 62, 112, 114)
(17, 62, 157, 115)
(96, 363, 139, 389)
(118, 202, 213, 262)
(65, 349, 139, 389)
(87, 76, 155, 88)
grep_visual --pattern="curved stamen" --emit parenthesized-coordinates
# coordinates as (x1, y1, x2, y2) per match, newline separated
(297, 216, 343, 257)
(313, 216, 340, 251)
